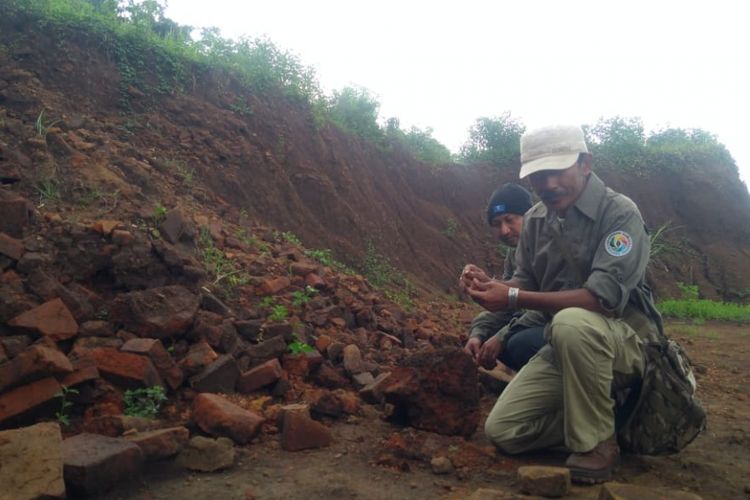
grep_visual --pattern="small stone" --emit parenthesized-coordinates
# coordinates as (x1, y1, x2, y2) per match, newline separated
(124, 426, 189, 460)
(63, 433, 143, 496)
(0, 377, 61, 426)
(7, 298, 79, 341)
(257, 276, 291, 296)
(342, 344, 366, 375)
(192, 393, 264, 444)
(599, 482, 703, 500)
(190, 355, 239, 393)
(280, 403, 332, 451)
(237, 358, 284, 393)
(90, 348, 163, 389)
(431, 456, 454, 475)
(176, 436, 235, 472)
(352, 371, 375, 388)
(0, 232, 24, 260)
(518, 465, 570, 498)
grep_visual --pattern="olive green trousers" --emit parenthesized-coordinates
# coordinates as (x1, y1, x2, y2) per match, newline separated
(484, 307, 645, 453)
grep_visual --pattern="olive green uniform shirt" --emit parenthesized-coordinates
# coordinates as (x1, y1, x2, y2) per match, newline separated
(512, 172, 662, 341)
(469, 249, 517, 342)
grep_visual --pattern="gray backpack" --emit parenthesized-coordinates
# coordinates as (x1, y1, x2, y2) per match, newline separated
(617, 339, 707, 455)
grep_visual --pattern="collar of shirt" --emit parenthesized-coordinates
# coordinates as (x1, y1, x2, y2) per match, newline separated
(529, 172, 607, 221)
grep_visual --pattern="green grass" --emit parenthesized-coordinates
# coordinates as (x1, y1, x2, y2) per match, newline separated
(658, 299, 750, 323)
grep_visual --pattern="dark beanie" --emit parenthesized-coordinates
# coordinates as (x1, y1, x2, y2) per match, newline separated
(486, 183, 533, 225)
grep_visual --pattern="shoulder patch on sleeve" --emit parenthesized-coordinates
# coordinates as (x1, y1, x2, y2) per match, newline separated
(605, 231, 633, 257)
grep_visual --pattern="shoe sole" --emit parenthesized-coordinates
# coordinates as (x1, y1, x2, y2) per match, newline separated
(567, 457, 619, 485)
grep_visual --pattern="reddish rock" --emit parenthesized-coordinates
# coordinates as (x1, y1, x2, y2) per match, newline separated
(0, 232, 24, 260)
(0, 422, 65, 500)
(359, 372, 393, 404)
(179, 340, 218, 376)
(125, 426, 190, 460)
(280, 403, 332, 451)
(305, 273, 326, 289)
(312, 362, 350, 389)
(282, 354, 309, 378)
(83, 414, 161, 438)
(237, 358, 284, 393)
(0, 198, 30, 237)
(257, 276, 291, 296)
(121, 338, 184, 390)
(0, 377, 61, 427)
(245, 335, 287, 366)
(263, 321, 294, 341)
(307, 388, 361, 418)
(0, 344, 73, 392)
(315, 334, 332, 352)
(190, 355, 239, 393)
(7, 298, 79, 341)
(382, 348, 480, 437)
(90, 348, 163, 389)
(110, 285, 200, 339)
(290, 262, 318, 276)
(79, 320, 114, 337)
(518, 466, 570, 497)
(63, 433, 143, 496)
(111, 229, 134, 245)
(192, 393, 264, 445)
(342, 344, 366, 375)
(61, 354, 100, 388)
(92, 220, 121, 235)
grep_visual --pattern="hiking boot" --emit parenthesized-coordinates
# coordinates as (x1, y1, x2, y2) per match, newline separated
(565, 435, 620, 484)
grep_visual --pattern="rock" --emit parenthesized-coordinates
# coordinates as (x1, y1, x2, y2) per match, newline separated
(90, 348, 163, 389)
(245, 335, 287, 366)
(63, 433, 143, 496)
(159, 209, 189, 244)
(342, 344, 366, 375)
(0, 232, 24, 260)
(7, 298, 79, 341)
(201, 290, 234, 317)
(518, 466, 570, 497)
(257, 276, 291, 295)
(352, 371, 375, 388)
(359, 372, 392, 404)
(176, 436, 235, 472)
(0, 377, 61, 427)
(237, 358, 283, 393)
(121, 338, 184, 390)
(280, 403, 332, 451)
(110, 285, 200, 338)
(192, 393, 264, 444)
(179, 340, 218, 376)
(92, 220, 121, 235)
(25, 270, 93, 321)
(190, 355, 240, 393)
(465, 488, 529, 499)
(111, 229, 134, 245)
(312, 362, 350, 389)
(0, 422, 65, 499)
(124, 426, 189, 460)
(382, 348, 480, 437)
(0, 344, 73, 392)
(599, 482, 703, 500)
(0, 335, 32, 358)
(263, 321, 294, 341)
(61, 354, 100, 388)
(282, 353, 309, 378)
(235, 319, 263, 341)
(290, 262, 318, 276)
(83, 414, 161, 438)
(78, 320, 114, 337)
(430, 456, 454, 475)
(0, 198, 30, 237)
(305, 273, 326, 289)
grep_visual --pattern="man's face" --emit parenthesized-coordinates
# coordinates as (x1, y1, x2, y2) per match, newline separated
(528, 158, 591, 214)
(491, 213, 524, 247)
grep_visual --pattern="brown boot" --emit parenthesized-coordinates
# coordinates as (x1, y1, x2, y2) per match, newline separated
(565, 435, 620, 484)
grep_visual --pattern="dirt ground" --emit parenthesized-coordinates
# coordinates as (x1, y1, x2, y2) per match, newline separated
(99, 321, 750, 500)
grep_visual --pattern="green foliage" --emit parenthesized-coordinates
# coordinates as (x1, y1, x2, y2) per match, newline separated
(153, 203, 167, 222)
(328, 85, 382, 140)
(36, 178, 61, 206)
(281, 231, 301, 246)
(584, 116, 646, 171)
(384, 119, 451, 164)
(441, 218, 458, 238)
(458, 113, 525, 166)
(199, 227, 250, 290)
(123, 386, 167, 418)
(35, 109, 60, 138)
(648, 222, 680, 260)
(304, 248, 355, 274)
(268, 304, 289, 322)
(259, 296, 275, 309)
(54, 385, 79, 426)
(676, 282, 700, 301)
(291, 285, 318, 307)
(360, 241, 417, 310)
(658, 298, 750, 323)
(288, 335, 315, 355)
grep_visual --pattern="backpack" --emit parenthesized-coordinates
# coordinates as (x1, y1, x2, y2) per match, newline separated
(617, 339, 707, 455)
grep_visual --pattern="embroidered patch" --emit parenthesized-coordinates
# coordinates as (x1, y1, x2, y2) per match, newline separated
(490, 203, 506, 217)
(605, 231, 633, 257)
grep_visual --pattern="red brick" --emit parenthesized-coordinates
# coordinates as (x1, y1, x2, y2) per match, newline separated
(7, 298, 79, 341)
(237, 359, 283, 393)
(90, 348, 163, 389)
(63, 433, 143, 496)
(0, 377, 61, 427)
(0, 344, 73, 392)
(280, 404, 332, 451)
(0, 232, 24, 260)
(192, 393, 264, 445)
(257, 276, 290, 295)
(124, 426, 189, 460)
(121, 338, 183, 390)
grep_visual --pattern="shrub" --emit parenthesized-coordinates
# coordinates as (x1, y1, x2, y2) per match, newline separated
(123, 386, 167, 418)
(458, 112, 525, 166)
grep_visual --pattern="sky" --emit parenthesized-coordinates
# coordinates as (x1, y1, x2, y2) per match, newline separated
(164, 0, 750, 184)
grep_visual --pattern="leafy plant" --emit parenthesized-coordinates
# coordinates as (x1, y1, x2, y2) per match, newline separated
(268, 304, 289, 322)
(35, 109, 61, 138)
(291, 285, 318, 307)
(288, 335, 315, 355)
(199, 227, 250, 290)
(649, 222, 681, 260)
(281, 231, 301, 246)
(458, 112, 525, 167)
(154, 203, 167, 222)
(676, 282, 700, 301)
(259, 296, 276, 309)
(54, 385, 79, 426)
(123, 386, 167, 418)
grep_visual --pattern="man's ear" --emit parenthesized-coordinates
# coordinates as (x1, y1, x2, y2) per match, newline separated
(580, 153, 593, 175)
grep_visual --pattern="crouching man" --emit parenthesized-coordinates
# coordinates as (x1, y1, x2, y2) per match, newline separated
(462, 125, 664, 483)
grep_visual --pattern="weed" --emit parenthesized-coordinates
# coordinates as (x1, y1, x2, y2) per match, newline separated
(268, 304, 289, 322)
(676, 282, 700, 301)
(154, 203, 167, 222)
(230, 98, 253, 117)
(77, 186, 103, 206)
(281, 231, 302, 246)
(36, 178, 61, 206)
(123, 386, 167, 419)
(35, 109, 61, 138)
(649, 222, 681, 260)
(199, 227, 250, 292)
(659, 298, 750, 323)
(441, 218, 458, 238)
(54, 385, 79, 426)
(259, 296, 275, 309)
(288, 335, 315, 355)
(291, 285, 318, 307)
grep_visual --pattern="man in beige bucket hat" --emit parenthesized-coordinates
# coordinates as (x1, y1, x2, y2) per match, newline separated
(461, 124, 664, 483)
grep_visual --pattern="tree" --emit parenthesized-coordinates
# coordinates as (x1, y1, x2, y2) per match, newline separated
(458, 112, 525, 166)
(583, 116, 646, 170)
(328, 86, 382, 140)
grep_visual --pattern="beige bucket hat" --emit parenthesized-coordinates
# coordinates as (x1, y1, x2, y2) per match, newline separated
(519, 125, 589, 179)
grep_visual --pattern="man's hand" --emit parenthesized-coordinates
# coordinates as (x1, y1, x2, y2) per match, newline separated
(478, 334, 503, 369)
(463, 337, 482, 360)
(466, 279, 510, 311)
(459, 264, 491, 290)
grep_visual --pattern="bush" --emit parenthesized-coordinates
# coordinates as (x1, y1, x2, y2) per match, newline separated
(458, 112, 525, 166)
(328, 85, 382, 140)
